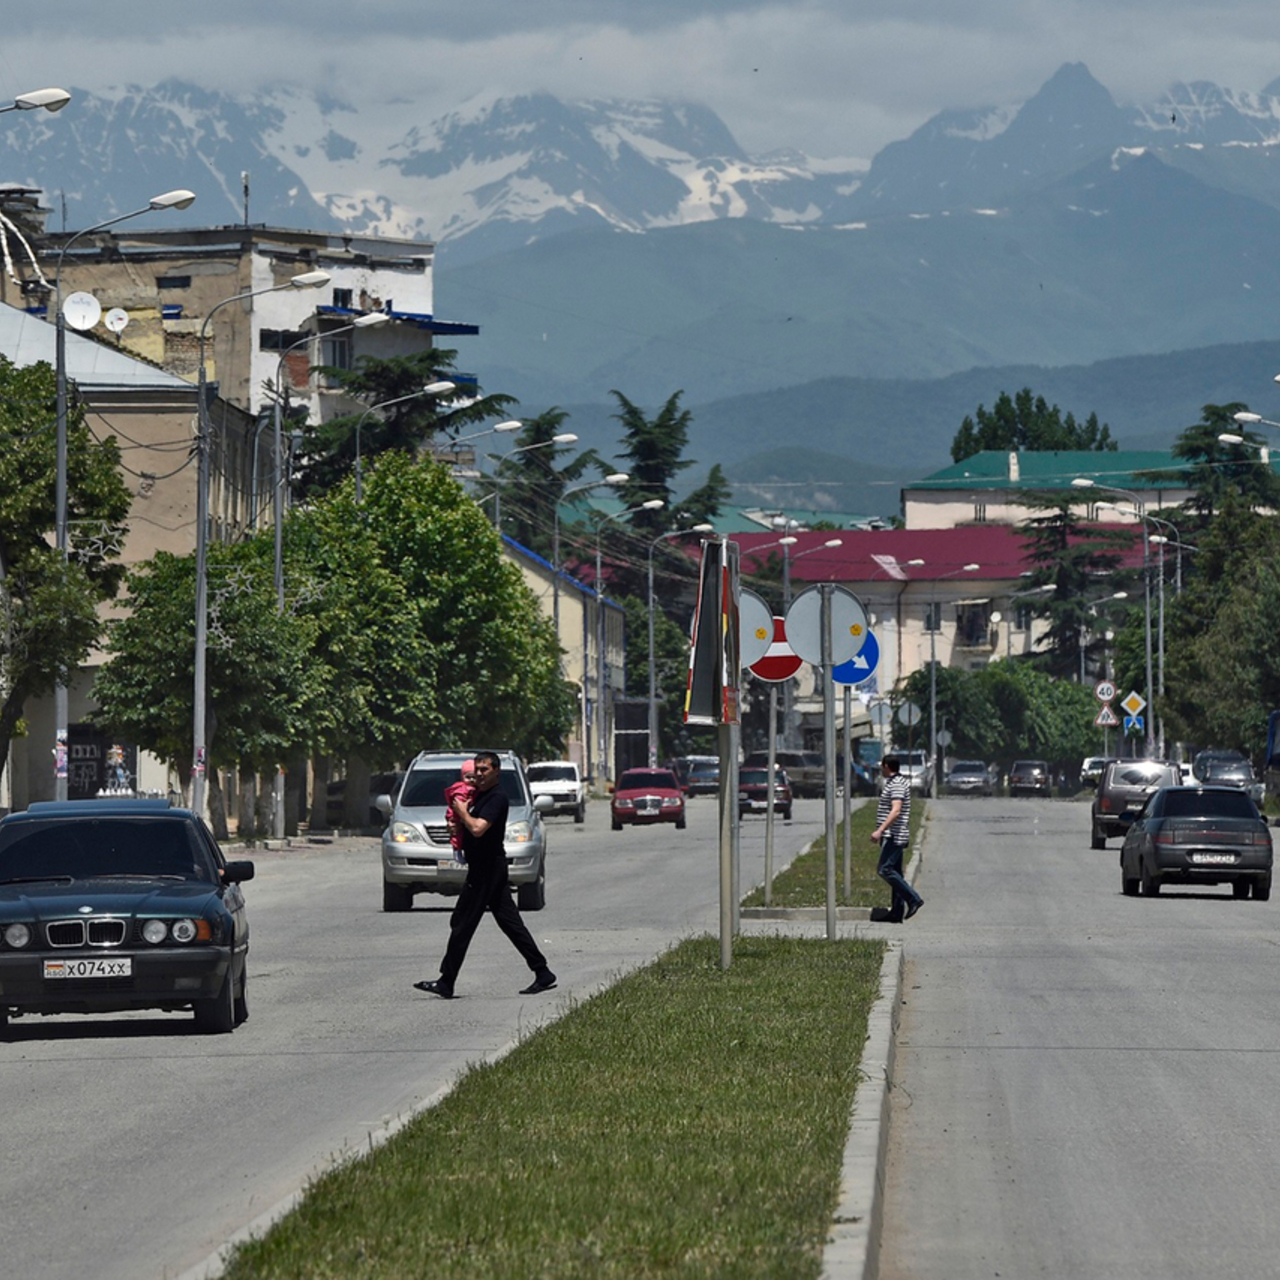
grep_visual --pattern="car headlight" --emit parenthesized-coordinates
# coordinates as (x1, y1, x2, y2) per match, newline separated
(142, 919, 169, 945)
(3, 922, 31, 948)
(662, 796, 682, 808)
(615, 797, 634, 809)
(390, 821, 422, 844)
(171, 918, 200, 944)
(507, 820, 533, 843)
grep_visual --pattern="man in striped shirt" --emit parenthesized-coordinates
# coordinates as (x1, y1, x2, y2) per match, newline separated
(870, 755, 924, 922)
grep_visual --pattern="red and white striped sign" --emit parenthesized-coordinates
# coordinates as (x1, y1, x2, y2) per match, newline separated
(749, 615, 804, 682)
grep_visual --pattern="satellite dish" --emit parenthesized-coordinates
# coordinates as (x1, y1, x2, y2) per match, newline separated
(62, 292, 102, 332)
(104, 308, 129, 334)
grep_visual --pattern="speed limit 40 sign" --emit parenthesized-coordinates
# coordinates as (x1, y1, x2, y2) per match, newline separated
(1094, 679, 1116, 704)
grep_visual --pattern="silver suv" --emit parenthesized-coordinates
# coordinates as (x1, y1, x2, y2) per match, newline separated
(377, 750, 552, 912)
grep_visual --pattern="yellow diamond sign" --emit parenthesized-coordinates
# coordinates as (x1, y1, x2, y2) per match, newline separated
(1120, 691, 1146, 717)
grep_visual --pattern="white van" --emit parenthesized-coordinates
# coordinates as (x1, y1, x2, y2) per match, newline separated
(526, 760, 586, 823)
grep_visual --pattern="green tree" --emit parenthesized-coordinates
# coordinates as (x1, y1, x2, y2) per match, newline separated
(951, 388, 1117, 463)
(611, 390, 696, 543)
(680, 463, 732, 529)
(292, 349, 515, 499)
(0, 357, 131, 783)
(1017, 493, 1135, 680)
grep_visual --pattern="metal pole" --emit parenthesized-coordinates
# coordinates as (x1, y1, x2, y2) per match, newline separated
(192, 345, 210, 815)
(1141, 520, 1154, 757)
(718, 720, 734, 970)
(647, 546, 658, 766)
(1157, 537, 1166, 758)
(782, 541, 793, 748)
(53, 302, 68, 800)
(843, 684, 852, 900)
(929, 592, 938, 799)
(821, 585, 837, 939)
(596, 540, 606, 783)
(764, 684, 777, 906)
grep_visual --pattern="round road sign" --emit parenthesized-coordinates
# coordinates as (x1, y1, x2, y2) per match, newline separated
(739, 589, 774, 668)
(1094, 679, 1116, 703)
(784, 584, 869, 666)
(749, 615, 803, 683)
(897, 701, 923, 727)
(833, 630, 880, 685)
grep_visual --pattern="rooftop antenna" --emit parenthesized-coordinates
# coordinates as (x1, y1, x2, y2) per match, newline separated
(241, 171, 249, 227)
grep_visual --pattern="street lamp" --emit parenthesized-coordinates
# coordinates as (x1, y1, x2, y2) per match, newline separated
(552, 473, 629, 632)
(591, 499, 664, 781)
(647, 523, 714, 765)
(191, 267, 329, 816)
(1, 88, 71, 114)
(924, 564, 979, 797)
(1217, 431, 1271, 465)
(353, 381, 456, 501)
(1072, 477, 1157, 756)
(1079, 590, 1128, 682)
(481, 431, 579, 532)
(52, 187, 196, 799)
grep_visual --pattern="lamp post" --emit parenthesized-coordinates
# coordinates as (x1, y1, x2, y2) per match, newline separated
(353, 380, 456, 502)
(1079, 591, 1128, 683)
(483, 431, 578, 531)
(922, 563, 979, 797)
(1072, 477, 1155, 757)
(552, 473, 629, 633)
(0, 87, 71, 115)
(592, 499, 664, 781)
(52, 187, 196, 799)
(191, 267, 330, 816)
(646, 523, 714, 766)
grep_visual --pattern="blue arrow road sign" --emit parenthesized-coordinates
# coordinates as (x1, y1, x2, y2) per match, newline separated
(1124, 714, 1145, 734)
(833, 631, 880, 685)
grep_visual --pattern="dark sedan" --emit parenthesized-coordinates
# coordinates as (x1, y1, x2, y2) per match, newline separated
(611, 769, 687, 830)
(1119, 786, 1273, 899)
(0, 799, 253, 1033)
(1009, 759, 1052, 797)
(737, 767, 793, 819)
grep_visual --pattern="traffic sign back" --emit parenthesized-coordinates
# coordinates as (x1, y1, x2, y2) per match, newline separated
(749, 616, 803, 683)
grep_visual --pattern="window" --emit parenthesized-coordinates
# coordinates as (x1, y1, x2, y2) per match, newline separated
(1015, 603, 1034, 631)
(924, 602, 942, 632)
(157, 275, 191, 290)
(954, 603, 992, 648)
(332, 287, 353, 309)
(259, 329, 309, 352)
(321, 334, 352, 371)
(973, 501, 987, 522)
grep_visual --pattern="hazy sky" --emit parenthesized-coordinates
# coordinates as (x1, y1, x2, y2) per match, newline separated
(4, 2, 1280, 161)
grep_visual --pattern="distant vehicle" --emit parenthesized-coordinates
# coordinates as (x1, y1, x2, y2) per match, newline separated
(684, 759, 721, 796)
(1091, 759, 1181, 847)
(0, 799, 254, 1034)
(737, 767, 793, 820)
(1120, 785, 1272, 899)
(1079, 756, 1114, 789)
(1193, 750, 1265, 805)
(945, 760, 994, 796)
(378, 750, 551, 912)
(611, 768, 686, 830)
(742, 750, 826, 797)
(667, 755, 717, 793)
(526, 760, 586, 823)
(897, 749, 934, 794)
(1009, 760, 1051, 798)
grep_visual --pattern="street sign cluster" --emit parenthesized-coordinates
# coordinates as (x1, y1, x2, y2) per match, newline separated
(740, 587, 880, 686)
(1094, 679, 1144, 733)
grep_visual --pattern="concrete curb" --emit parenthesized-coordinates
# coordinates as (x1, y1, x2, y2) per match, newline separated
(821, 940, 903, 1280)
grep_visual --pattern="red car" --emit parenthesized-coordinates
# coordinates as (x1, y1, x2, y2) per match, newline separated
(611, 768, 687, 831)
(737, 767, 793, 820)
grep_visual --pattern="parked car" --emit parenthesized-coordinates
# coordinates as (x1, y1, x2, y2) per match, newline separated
(0, 798, 254, 1034)
(945, 760, 994, 796)
(684, 759, 721, 797)
(526, 760, 586, 823)
(1193, 751, 1265, 806)
(378, 750, 552, 912)
(1119, 785, 1273, 899)
(897, 749, 934, 794)
(611, 768, 687, 830)
(737, 767, 793, 819)
(1079, 756, 1114, 789)
(1091, 759, 1181, 847)
(1009, 759, 1052, 797)
(742, 750, 827, 798)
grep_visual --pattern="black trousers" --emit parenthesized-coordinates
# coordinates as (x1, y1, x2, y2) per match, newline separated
(439, 856, 547, 986)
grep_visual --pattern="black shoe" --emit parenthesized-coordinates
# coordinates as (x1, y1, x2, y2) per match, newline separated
(904, 900, 923, 921)
(520, 971, 557, 995)
(414, 979, 455, 999)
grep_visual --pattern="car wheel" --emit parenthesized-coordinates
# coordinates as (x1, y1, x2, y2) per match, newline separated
(574, 803, 585, 824)
(194, 970, 236, 1034)
(1091, 826, 1106, 850)
(1233, 880, 1252, 899)
(1140, 860, 1161, 896)
(1255, 874, 1272, 902)
(517, 863, 546, 911)
(675, 815, 687, 830)
(382, 878, 413, 912)
(611, 816, 623, 831)
(233, 964, 249, 1026)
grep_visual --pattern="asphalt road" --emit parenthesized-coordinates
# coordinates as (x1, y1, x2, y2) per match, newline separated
(880, 795, 1280, 1280)
(0, 794, 829, 1280)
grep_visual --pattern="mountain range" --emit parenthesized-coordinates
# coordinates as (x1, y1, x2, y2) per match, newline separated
(6, 66, 1280, 516)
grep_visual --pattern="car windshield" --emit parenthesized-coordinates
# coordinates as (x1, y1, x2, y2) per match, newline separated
(528, 764, 577, 782)
(689, 763, 719, 777)
(1203, 761, 1254, 779)
(1111, 763, 1176, 786)
(739, 769, 780, 785)
(400, 767, 525, 808)
(950, 762, 986, 775)
(902, 752, 927, 766)
(0, 818, 217, 883)
(619, 771, 677, 790)
(1162, 790, 1259, 818)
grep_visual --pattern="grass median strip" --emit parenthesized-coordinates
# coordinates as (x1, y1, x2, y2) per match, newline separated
(742, 797, 925, 909)
(222, 934, 886, 1280)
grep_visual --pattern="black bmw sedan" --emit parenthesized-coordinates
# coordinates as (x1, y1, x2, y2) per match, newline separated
(0, 798, 253, 1033)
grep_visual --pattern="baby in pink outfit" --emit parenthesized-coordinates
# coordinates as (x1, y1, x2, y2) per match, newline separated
(443, 759, 477, 859)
